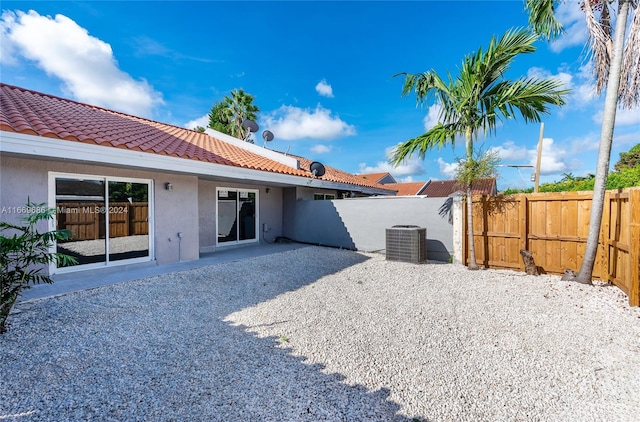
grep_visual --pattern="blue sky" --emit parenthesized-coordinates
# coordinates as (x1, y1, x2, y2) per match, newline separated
(1, 1, 638, 190)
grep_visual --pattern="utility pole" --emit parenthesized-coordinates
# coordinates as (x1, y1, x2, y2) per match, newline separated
(534, 123, 544, 193)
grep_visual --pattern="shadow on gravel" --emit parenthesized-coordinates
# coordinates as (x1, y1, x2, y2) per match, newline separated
(0, 247, 426, 421)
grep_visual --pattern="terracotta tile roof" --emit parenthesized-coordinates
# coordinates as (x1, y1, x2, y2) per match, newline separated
(293, 156, 390, 190)
(421, 178, 497, 197)
(384, 182, 429, 196)
(0, 83, 387, 191)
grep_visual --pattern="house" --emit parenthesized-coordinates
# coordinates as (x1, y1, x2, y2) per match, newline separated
(358, 171, 497, 198)
(382, 182, 430, 196)
(355, 172, 397, 185)
(0, 83, 394, 274)
(357, 173, 432, 196)
(420, 178, 497, 197)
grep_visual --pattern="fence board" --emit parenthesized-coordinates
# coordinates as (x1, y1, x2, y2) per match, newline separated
(463, 188, 640, 306)
(57, 202, 148, 240)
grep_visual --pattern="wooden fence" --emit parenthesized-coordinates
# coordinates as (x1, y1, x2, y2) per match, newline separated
(462, 188, 640, 306)
(57, 202, 149, 240)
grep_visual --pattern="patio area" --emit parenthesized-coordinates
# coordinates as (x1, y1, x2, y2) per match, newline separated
(18, 241, 308, 303)
(2, 246, 640, 421)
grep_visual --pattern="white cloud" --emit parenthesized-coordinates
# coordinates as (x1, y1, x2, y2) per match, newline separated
(569, 133, 600, 154)
(358, 158, 424, 178)
(0, 10, 163, 117)
(527, 66, 572, 90)
(572, 64, 598, 104)
(423, 103, 442, 131)
(529, 137, 571, 175)
(311, 144, 332, 154)
(550, 1, 588, 52)
(358, 147, 425, 178)
(261, 105, 356, 140)
(436, 157, 459, 179)
(491, 141, 529, 161)
(184, 114, 209, 130)
(592, 106, 640, 126)
(528, 65, 598, 109)
(315, 79, 334, 98)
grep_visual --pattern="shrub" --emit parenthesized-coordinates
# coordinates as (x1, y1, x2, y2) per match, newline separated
(1, 200, 76, 333)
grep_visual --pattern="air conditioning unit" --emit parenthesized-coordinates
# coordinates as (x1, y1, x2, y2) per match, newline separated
(385, 225, 427, 264)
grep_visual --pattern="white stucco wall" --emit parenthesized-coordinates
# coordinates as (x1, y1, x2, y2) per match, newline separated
(283, 195, 454, 261)
(0, 156, 199, 270)
(197, 180, 283, 253)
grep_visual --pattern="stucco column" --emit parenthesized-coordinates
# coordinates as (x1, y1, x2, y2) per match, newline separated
(452, 196, 463, 265)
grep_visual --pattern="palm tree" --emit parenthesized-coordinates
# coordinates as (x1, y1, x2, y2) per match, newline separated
(527, 0, 640, 284)
(208, 89, 260, 142)
(391, 28, 569, 270)
(208, 101, 231, 134)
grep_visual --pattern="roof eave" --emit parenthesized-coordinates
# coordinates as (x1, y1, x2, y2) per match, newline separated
(0, 131, 389, 194)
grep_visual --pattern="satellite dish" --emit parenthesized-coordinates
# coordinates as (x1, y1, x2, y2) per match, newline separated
(242, 119, 259, 133)
(262, 130, 274, 142)
(310, 161, 326, 178)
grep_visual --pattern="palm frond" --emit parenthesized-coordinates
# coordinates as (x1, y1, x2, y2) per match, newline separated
(525, 0, 565, 40)
(620, 0, 640, 108)
(394, 70, 451, 107)
(390, 123, 459, 166)
(392, 26, 568, 168)
(583, 0, 613, 95)
(490, 78, 569, 119)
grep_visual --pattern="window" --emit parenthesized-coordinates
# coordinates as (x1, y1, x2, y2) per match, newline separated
(51, 173, 152, 271)
(313, 193, 335, 200)
(217, 188, 258, 245)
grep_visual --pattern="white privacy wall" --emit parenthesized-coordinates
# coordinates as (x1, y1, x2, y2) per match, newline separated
(283, 195, 455, 261)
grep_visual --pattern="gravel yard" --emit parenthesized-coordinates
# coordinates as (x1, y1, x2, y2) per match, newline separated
(1, 246, 639, 421)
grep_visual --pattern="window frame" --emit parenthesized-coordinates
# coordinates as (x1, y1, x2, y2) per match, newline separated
(48, 171, 154, 274)
(313, 193, 336, 200)
(215, 187, 260, 247)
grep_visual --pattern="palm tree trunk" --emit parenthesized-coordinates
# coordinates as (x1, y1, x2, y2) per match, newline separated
(574, 0, 631, 284)
(464, 127, 479, 270)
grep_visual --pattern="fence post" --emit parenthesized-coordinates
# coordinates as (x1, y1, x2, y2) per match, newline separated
(519, 195, 528, 271)
(481, 195, 489, 268)
(601, 190, 611, 282)
(629, 189, 640, 307)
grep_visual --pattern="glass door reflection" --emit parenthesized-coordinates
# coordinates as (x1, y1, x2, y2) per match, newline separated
(55, 178, 106, 266)
(107, 181, 149, 262)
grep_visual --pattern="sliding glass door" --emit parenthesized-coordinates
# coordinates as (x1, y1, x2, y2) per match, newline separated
(107, 181, 150, 262)
(55, 178, 107, 265)
(53, 174, 152, 270)
(217, 188, 258, 245)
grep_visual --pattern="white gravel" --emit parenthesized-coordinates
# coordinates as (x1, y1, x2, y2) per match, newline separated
(1, 246, 639, 421)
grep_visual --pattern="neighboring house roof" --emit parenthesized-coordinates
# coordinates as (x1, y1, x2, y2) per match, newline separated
(356, 172, 397, 184)
(0, 83, 391, 193)
(421, 178, 497, 197)
(384, 182, 430, 196)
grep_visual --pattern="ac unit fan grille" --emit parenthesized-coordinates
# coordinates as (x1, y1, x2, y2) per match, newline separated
(385, 227, 427, 263)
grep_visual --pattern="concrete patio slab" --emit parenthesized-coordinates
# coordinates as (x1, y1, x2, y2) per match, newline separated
(19, 242, 310, 303)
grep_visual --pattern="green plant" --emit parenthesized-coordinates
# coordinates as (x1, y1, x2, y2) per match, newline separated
(1, 200, 76, 333)
(392, 27, 568, 270)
